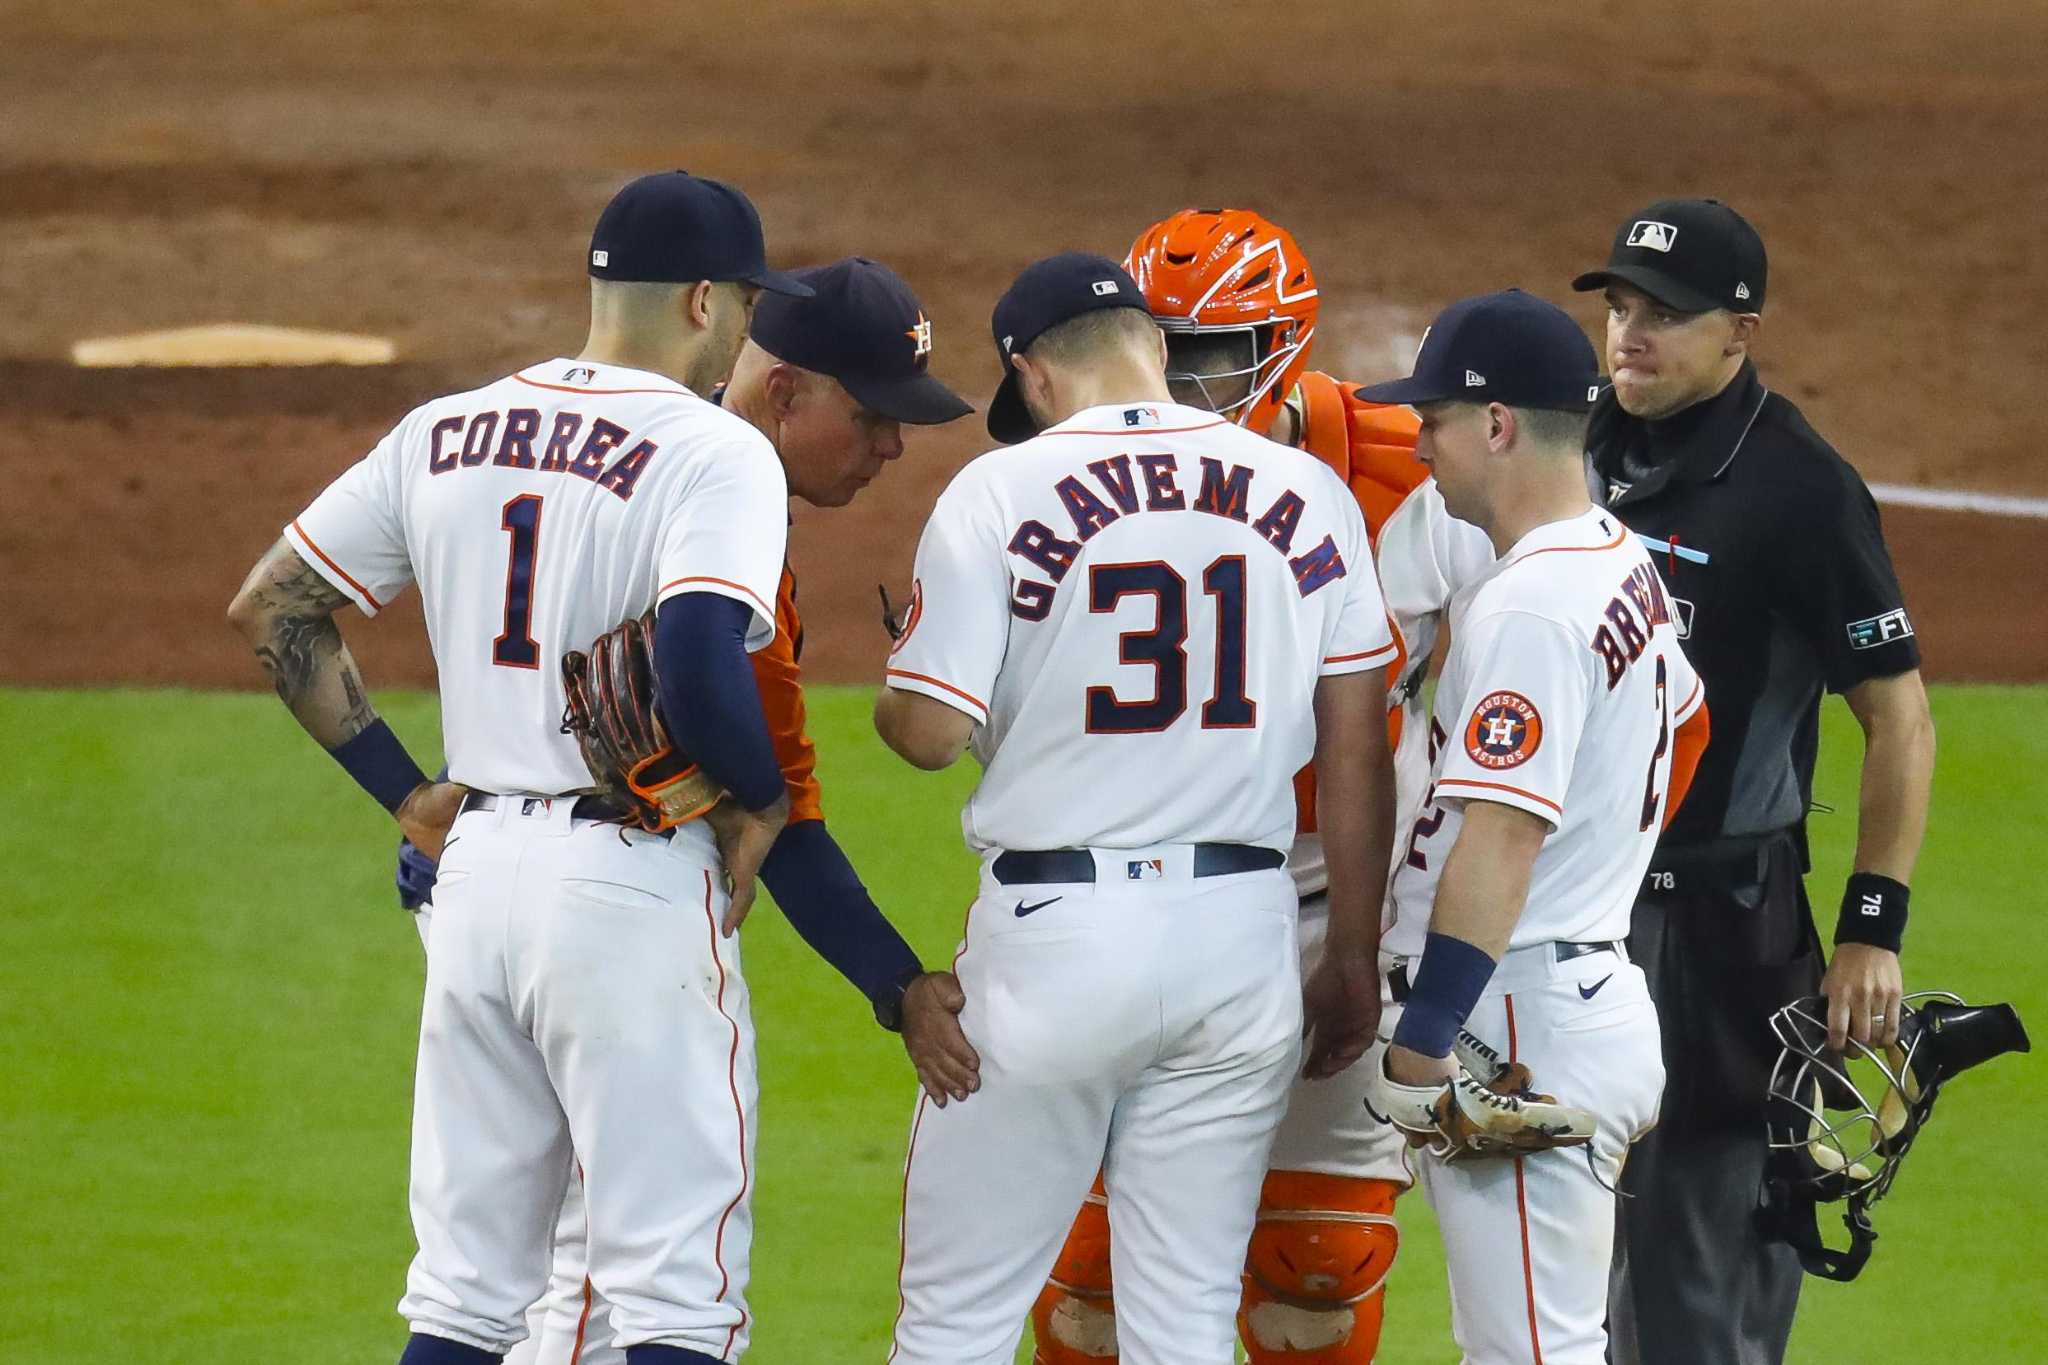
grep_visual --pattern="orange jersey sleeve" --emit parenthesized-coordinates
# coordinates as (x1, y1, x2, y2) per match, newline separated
(1663, 700, 1711, 830)
(1291, 372, 1429, 834)
(749, 564, 825, 824)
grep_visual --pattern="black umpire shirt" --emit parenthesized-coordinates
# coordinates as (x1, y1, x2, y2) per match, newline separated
(1587, 359, 1920, 855)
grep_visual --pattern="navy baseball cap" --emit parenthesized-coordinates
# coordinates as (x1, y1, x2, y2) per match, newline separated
(1354, 289, 1601, 412)
(1572, 198, 1767, 314)
(986, 253, 1152, 443)
(750, 258, 973, 425)
(588, 171, 813, 296)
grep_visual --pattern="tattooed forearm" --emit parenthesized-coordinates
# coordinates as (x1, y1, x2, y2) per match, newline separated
(229, 539, 382, 748)
(257, 612, 334, 708)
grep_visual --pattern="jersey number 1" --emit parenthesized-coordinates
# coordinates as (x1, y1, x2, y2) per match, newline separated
(1085, 556, 1256, 734)
(493, 494, 543, 669)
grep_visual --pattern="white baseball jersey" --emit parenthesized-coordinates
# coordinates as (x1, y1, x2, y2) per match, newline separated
(1386, 506, 1703, 955)
(1288, 476, 1498, 903)
(285, 357, 787, 796)
(886, 400, 1396, 853)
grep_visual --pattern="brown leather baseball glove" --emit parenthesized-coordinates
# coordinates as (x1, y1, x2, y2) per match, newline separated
(559, 611, 725, 832)
(1364, 1028, 1597, 1161)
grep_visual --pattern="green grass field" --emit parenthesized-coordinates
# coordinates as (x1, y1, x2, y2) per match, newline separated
(1, 685, 2040, 1363)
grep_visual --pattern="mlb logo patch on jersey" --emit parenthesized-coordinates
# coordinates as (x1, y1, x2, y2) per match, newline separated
(1626, 220, 1678, 252)
(1846, 607, 1914, 650)
(1123, 406, 1161, 428)
(1465, 691, 1543, 770)
(1126, 858, 1165, 881)
(1670, 596, 1697, 639)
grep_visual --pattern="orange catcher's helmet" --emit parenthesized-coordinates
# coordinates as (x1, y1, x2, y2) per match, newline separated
(1125, 208, 1319, 434)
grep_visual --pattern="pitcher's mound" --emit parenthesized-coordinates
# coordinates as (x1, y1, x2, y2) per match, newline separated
(72, 324, 395, 368)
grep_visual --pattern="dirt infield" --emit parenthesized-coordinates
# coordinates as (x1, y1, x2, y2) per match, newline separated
(4, 0, 2044, 688)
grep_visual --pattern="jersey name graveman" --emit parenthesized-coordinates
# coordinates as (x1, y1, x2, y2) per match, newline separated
(876, 253, 1399, 1365)
(1002, 451, 1354, 618)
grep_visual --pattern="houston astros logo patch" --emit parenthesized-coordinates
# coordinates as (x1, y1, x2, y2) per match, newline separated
(888, 578, 925, 655)
(1465, 691, 1543, 769)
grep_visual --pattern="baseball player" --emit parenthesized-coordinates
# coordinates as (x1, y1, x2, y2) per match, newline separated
(1029, 208, 1497, 1365)
(1353, 289, 1710, 1364)
(876, 252, 1400, 1365)
(230, 171, 828, 1365)
(392, 257, 981, 1365)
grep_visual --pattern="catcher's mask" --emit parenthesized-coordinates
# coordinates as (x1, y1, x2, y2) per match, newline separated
(1124, 208, 1318, 436)
(1759, 991, 2028, 1280)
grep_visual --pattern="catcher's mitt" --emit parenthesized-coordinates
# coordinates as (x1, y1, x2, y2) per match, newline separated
(559, 611, 725, 832)
(1364, 1029, 1596, 1161)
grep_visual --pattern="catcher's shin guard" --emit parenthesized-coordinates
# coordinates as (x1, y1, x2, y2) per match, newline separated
(1238, 1170, 1401, 1363)
(1032, 1174, 1118, 1363)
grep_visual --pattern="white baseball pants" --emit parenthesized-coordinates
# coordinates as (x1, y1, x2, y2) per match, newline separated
(1407, 941, 1663, 1364)
(400, 797, 756, 1361)
(1267, 895, 1415, 1184)
(889, 850, 1304, 1365)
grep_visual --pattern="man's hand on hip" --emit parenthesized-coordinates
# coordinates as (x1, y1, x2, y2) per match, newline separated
(902, 972, 981, 1107)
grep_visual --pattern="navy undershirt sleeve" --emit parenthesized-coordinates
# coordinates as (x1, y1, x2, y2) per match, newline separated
(761, 818, 922, 1003)
(654, 593, 786, 812)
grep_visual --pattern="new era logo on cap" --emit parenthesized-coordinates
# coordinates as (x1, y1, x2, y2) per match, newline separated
(1735, 281, 1752, 301)
(1626, 220, 1678, 252)
(1465, 369, 1486, 387)
(1092, 280, 1120, 296)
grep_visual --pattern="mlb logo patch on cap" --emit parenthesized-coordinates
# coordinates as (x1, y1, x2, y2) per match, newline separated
(1092, 279, 1120, 296)
(1626, 220, 1678, 252)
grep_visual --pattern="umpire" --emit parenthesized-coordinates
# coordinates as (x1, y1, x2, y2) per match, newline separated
(1573, 199, 1937, 1364)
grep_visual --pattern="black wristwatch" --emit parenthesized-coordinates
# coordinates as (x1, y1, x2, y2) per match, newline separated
(872, 964, 927, 1032)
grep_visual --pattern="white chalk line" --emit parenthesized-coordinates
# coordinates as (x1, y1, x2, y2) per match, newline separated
(1867, 483, 2048, 520)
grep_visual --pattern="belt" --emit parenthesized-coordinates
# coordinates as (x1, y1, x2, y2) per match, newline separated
(1386, 940, 1620, 1003)
(1643, 831, 1789, 894)
(459, 790, 664, 833)
(991, 843, 1285, 886)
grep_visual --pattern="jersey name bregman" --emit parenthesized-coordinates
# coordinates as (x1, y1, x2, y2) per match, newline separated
(1003, 453, 1346, 620)
(426, 407, 658, 502)
(1591, 562, 1675, 688)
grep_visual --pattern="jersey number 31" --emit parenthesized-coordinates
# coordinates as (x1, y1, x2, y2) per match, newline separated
(1083, 557, 1255, 734)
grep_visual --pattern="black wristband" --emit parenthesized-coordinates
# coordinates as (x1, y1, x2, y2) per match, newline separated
(1834, 872, 1909, 953)
(328, 720, 429, 815)
(871, 964, 926, 1033)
